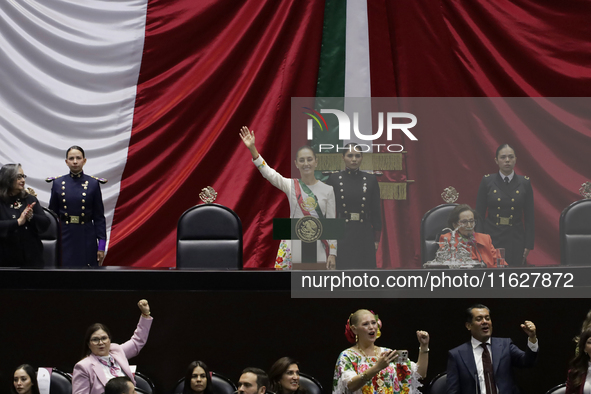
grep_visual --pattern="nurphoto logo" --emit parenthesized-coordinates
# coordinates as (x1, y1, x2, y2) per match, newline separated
(304, 108, 418, 153)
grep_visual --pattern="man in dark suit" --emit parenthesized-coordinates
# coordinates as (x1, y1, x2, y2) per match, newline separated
(238, 367, 268, 394)
(447, 304, 538, 394)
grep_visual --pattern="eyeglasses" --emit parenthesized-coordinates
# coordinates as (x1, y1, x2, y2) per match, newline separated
(458, 219, 476, 225)
(16, 174, 27, 180)
(90, 336, 110, 345)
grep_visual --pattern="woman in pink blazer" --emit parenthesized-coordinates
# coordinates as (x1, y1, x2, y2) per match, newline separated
(73, 300, 153, 394)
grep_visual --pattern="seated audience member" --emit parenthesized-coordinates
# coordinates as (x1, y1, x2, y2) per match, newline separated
(446, 304, 538, 394)
(12, 364, 40, 394)
(238, 368, 268, 394)
(439, 204, 501, 267)
(566, 329, 591, 394)
(104, 377, 136, 394)
(573, 310, 591, 351)
(184, 361, 214, 394)
(333, 309, 429, 394)
(269, 357, 306, 394)
(72, 300, 153, 394)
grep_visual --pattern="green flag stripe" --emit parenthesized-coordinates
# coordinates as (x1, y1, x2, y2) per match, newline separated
(316, 0, 346, 97)
(312, 0, 346, 152)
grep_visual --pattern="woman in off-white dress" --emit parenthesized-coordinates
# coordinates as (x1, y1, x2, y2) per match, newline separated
(240, 126, 336, 269)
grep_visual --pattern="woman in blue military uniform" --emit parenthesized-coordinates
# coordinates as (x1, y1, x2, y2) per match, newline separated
(48, 146, 107, 266)
(326, 145, 382, 269)
(476, 144, 534, 266)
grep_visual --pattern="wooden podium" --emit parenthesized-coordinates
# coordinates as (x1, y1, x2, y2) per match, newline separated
(273, 218, 345, 264)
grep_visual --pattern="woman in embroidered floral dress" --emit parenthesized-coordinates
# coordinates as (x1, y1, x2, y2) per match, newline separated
(333, 309, 429, 394)
(240, 126, 336, 269)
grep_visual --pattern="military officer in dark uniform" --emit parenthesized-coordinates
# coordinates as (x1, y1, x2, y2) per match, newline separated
(48, 146, 107, 267)
(326, 144, 382, 269)
(476, 144, 534, 266)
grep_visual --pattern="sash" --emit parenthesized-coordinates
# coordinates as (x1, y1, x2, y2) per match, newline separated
(294, 179, 330, 258)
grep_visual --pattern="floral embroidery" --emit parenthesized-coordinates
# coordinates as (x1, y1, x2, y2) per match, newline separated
(396, 364, 411, 382)
(275, 241, 292, 270)
(333, 347, 421, 394)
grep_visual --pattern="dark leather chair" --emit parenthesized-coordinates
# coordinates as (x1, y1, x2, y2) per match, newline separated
(135, 371, 155, 394)
(49, 368, 72, 394)
(173, 371, 237, 394)
(427, 372, 446, 394)
(39, 207, 60, 267)
(560, 199, 591, 265)
(299, 372, 323, 394)
(420, 204, 457, 264)
(544, 383, 566, 394)
(177, 204, 243, 269)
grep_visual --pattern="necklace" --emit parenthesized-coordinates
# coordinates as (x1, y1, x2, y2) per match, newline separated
(357, 345, 378, 358)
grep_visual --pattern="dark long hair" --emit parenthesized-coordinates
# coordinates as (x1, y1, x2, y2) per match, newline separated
(568, 329, 591, 388)
(0, 163, 27, 202)
(183, 361, 214, 394)
(11, 364, 40, 394)
(269, 357, 307, 394)
(82, 323, 112, 358)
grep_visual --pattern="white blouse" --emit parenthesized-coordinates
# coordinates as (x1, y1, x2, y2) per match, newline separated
(253, 155, 337, 263)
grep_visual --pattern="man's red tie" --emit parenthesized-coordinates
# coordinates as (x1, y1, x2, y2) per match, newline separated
(481, 343, 498, 394)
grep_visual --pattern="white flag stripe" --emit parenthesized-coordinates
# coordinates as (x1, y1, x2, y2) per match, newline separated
(0, 0, 149, 249)
(344, 0, 373, 149)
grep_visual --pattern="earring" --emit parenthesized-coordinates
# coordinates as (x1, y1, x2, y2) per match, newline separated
(355, 334, 358, 342)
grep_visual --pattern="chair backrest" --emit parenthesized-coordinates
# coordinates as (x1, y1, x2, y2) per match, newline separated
(299, 372, 323, 394)
(560, 199, 591, 265)
(544, 383, 566, 394)
(39, 207, 60, 267)
(420, 204, 457, 263)
(427, 372, 446, 394)
(135, 371, 155, 394)
(177, 203, 243, 269)
(173, 371, 237, 394)
(49, 368, 72, 394)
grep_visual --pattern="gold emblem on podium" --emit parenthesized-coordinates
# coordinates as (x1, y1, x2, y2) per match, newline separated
(580, 181, 591, 199)
(295, 216, 323, 243)
(441, 186, 459, 203)
(199, 186, 218, 204)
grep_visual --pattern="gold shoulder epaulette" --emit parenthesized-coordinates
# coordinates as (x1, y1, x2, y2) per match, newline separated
(90, 175, 108, 184)
(484, 174, 490, 177)
(524, 176, 530, 180)
(45, 175, 64, 182)
(26, 187, 37, 197)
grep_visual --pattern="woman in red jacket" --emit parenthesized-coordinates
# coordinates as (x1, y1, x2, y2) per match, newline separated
(438, 204, 501, 268)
